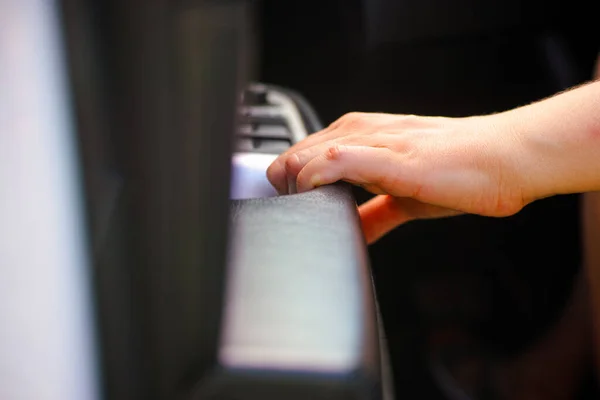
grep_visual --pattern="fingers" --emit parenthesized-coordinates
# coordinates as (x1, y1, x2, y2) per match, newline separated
(267, 112, 375, 194)
(358, 195, 463, 244)
(267, 112, 428, 194)
(294, 145, 415, 197)
(267, 124, 346, 194)
(359, 195, 413, 244)
(278, 135, 381, 185)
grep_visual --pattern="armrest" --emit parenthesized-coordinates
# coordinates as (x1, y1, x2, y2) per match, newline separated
(195, 184, 390, 399)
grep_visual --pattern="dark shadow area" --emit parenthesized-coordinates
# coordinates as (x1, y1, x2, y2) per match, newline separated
(258, 1, 599, 398)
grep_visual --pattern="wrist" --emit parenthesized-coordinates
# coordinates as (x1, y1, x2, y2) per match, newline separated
(488, 109, 556, 202)
(498, 86, 600, 200)
(466, 113, 538, 206)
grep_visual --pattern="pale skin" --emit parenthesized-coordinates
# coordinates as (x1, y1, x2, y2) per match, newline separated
(267, 80, 600, 244)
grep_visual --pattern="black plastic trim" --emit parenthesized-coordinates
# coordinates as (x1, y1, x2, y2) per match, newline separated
(197, 184, 383, 399)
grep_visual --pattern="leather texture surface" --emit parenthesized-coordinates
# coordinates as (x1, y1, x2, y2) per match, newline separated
(199, 184, 384, 399)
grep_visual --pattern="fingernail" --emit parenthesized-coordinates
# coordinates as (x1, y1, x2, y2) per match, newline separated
(310, 174, 321, 188)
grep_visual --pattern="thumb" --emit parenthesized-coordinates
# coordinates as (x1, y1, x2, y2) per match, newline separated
(358, 195, 461, 244)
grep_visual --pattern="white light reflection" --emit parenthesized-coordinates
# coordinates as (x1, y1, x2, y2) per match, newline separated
(0, 1, 100, 399)
(230, 152, 279, 200)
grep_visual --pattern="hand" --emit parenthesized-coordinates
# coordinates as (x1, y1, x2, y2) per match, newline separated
(267, 112, 531, 243)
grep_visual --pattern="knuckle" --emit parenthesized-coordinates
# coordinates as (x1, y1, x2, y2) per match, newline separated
(283, 153, 301, 174)
(325, 144, 346, 161)
(340, 112, 363, 125)
(345, 111, 362, 119)
(396, 138, 415, 155)
(329, 112, 362, 130)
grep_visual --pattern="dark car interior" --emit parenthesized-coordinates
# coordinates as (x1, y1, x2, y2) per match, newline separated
(2, 0, 599, 399)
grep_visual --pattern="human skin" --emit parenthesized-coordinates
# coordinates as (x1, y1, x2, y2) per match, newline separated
(267, 80, 600, 243)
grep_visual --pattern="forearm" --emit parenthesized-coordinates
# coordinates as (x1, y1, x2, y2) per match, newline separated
(498, 80, 600, 200)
